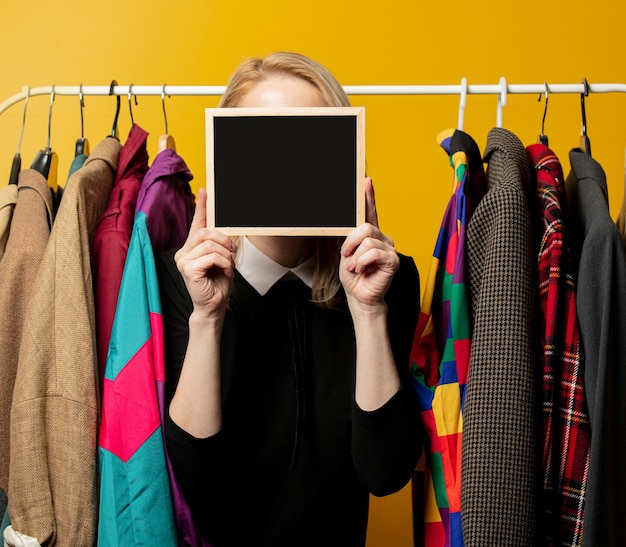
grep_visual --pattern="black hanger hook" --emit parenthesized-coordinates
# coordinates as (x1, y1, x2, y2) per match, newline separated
(9, 87, 30, 185)
(75, 84, 89, 158)
(47, 84, 55, 150)
(109, 80, 121, 139)
(128, 83, 138, 126)
(579, 78, 592, 156)
(79, 84, 85, 140)
(538, 82, 550, 145)
(580, 78, 590, 137)
(162, 84, 169, 135)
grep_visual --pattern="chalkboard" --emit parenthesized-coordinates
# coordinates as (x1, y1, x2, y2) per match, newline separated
(205, 107, 365, 235)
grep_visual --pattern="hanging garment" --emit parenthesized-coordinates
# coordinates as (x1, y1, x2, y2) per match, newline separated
(2, 525, 41, 546)
(98, 212, 178, 546)
(0, 152, 94, 533)
(136, 149, 202, 546)
(410, 129, 485, 547)
(0, 491, 6, 538)
(565, 148, 626, 547)
(8, 137, 120, 547)
(0, 171, 54, 523)
(98, 148, 198, 546)
(0, 183, 18, 262)
(65, 151, 88, 179)
(526, 143, 590, 546)
(462, 127, 539, 546)
(135, 147, 194, 251)
(92, 124, 149, 377)
(47, 152, 89, 207)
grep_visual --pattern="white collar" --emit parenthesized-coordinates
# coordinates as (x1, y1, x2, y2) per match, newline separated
(235, 237, 315, 296)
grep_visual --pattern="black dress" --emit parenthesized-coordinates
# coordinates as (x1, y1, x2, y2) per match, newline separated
(156, 250, 423, 547)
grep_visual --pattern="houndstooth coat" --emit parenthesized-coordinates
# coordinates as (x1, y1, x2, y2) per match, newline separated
(462, 127, 540, 547)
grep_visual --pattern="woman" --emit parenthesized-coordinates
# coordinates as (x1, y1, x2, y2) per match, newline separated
(157, 51, 423, 546)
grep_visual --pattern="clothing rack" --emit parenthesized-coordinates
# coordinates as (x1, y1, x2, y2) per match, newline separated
(2, 81, 625, 138)
(1, 81, 626, 117)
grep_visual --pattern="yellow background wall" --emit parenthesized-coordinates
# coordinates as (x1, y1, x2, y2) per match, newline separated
(0, 1, 624, 545)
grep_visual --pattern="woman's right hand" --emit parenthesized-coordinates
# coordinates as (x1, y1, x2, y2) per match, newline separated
(175, 187, 237, 321)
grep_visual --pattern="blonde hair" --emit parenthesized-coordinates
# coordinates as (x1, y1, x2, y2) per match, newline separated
(221, 52, 350, 309)
(219, 51, 351, 109)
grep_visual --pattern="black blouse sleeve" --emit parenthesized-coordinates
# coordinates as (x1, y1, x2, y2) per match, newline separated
(350, 253, 424, 496)
(155, 248, 193, 404)
(156, 249, 232, 537)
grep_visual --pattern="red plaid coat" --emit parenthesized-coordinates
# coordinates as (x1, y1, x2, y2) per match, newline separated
(527, 143, 591, 547)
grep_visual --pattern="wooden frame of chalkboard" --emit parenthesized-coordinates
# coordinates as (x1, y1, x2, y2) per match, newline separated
(205, 106, 365, 235)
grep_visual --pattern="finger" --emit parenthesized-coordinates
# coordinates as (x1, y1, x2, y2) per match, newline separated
(178, 248, 236, 279)
(364, 177, 380, 228)
(341, 223, 394, 257)
(345, 246, 399, 275)
(176, 248, 235, 281)
(343, 236, 391, 271)
(176, 229, 237, 264)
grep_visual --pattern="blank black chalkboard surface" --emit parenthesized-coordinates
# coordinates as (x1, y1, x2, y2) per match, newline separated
(205, 106, 365, 235)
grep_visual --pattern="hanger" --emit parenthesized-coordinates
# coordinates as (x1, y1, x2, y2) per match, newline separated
(109, 80, 121, 139)
(30, 84, 58, 191)
(128, 82, 138, 126)
(496, 77, 507, 128)
(579, 78, 591, 156)
(538, 82, 550, 146)
(457, 77, 467, 131)
(8, 86, 30, 185)
(616, 144, 626, 235)
(158, 84, 176, 152)
(75, 84, 90, 157)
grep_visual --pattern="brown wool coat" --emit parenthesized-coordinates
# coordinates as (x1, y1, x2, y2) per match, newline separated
(8, 137, 120, 546)
(0, 172, 54, 495)
(0, 182, 18, 261)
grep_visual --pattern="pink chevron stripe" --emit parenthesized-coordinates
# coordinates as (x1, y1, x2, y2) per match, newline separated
(150, 311, 165, 383)
(99, 334, 161, 462)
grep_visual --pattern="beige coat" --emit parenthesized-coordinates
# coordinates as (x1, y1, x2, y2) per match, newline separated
(9, 137, 120, 546)
(0, 172, 54, 495)
(0, 182, 18, 261)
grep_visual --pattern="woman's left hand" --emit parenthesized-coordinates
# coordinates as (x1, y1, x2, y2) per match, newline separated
(339, 177, 399, 310)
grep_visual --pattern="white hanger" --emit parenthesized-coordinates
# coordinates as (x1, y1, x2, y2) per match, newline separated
(128, 83, 137, 126)
(496, 76, 507, 128)
(457, 77, 468, 131)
